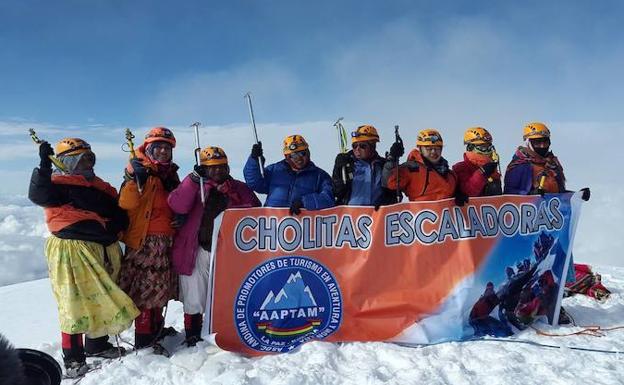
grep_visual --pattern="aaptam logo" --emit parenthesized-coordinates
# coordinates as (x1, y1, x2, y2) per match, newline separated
(234, 256, 342, 353)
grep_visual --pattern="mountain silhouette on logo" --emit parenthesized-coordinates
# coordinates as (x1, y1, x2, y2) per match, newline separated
(260, 271, 318, 310)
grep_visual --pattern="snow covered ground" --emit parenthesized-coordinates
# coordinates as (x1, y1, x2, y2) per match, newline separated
(1, 266, 623, 385)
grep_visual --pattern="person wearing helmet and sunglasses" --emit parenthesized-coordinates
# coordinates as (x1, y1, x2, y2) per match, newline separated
(244, 134, 334, 215)
(28, 138, 139, 378)
(118, 127, 181, 355)
(452, 127, 503, 197)
(504, 122, 590, 324)
(504, 122, 590, 200)
(332, 125, 397, 207)
(383, 129, 461, 203)
(168, 146, 261, 347)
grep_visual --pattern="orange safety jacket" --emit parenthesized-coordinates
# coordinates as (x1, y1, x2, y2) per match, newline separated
(386, 149, 457, 201)
(28, 168, 127, 245)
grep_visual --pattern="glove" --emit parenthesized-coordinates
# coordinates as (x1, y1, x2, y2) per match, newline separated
(251, 142, 264, 160)
(289, 199, 304, 215)
(38, 141, 54, 169)
(170, 214, 187, 229)
(334, 153, 352, 169)
(481, 162, 498, 177)
(455, 191, 469, 207)
(190, 164, 207, 183)
(580, 187, 591, 201)
(389, 141, 404, 160)
(130, 158, 149, 186)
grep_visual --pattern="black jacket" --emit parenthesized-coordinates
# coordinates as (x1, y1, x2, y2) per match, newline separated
(332, 151, 397, 206)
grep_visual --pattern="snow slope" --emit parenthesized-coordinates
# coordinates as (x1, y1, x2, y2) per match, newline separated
(1, 267, 623, 385)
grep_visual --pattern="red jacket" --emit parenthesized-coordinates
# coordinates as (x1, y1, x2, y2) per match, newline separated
(453, 153, 502, 197)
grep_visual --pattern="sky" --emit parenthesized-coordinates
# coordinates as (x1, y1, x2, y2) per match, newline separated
(1, 1, 623, 193)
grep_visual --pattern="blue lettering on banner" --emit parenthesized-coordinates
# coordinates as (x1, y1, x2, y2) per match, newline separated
(232, 196, 567, 251)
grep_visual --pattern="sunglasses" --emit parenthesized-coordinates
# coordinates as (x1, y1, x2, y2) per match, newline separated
(352, 142, 370, 150)
(288, 150, 307, 159)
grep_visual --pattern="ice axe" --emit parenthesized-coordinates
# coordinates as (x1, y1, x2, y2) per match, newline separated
(123, 128, 143, 194)
(333, 117, 349, 183)
(489, 146, 502, 184)
(244, 92, 264, 177)
(537, 175, 547, 196)
(191, 121, 206, 205)
(394, 125, 403, 202)
(28, 128, 67, 173)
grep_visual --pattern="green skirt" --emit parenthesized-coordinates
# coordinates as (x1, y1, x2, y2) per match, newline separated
(46, 236, 140, 337)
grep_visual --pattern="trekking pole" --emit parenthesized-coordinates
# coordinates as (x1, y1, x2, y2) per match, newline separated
(124, 128, 143, 194)
(333, 117, 349, 183)
(244, 92, 264, 177)
(191, 121, 206, 205)
(27, 128, 67, 172)
(394, 125, 403, 202)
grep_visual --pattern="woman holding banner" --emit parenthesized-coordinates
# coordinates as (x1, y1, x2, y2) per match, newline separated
(504, 122, 591, 324)
(168, 146, 261, 346)
(383, 129, 463, 204)
(244, 134, 335, 215)
(332, 124, 397, 208)
(453, 127, 503, 197)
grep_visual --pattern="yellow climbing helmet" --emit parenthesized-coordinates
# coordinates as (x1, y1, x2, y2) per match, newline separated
(199, 146, 228, 166)
(55, 138, 91, 157)
(464, 127, 493, 145)
(416, 129, 443, 147)
(351, 124, 380, 143)
(282, 134, 309, 155)
(523, 122, 551, 141)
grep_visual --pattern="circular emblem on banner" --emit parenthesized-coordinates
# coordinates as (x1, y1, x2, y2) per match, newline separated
(234, 256, 343, 353)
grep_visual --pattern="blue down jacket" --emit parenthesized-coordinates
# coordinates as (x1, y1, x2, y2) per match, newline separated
(244, 157, 335, 210)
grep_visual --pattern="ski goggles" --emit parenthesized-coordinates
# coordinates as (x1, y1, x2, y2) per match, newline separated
(420, 134, 441, 143)
(472, 144, 493, 154)
(351, 131, 379, 139)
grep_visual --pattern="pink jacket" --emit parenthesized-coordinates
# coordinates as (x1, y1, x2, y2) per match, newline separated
(168, 174, 261, 275)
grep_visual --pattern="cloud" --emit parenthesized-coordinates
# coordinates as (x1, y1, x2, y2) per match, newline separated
(143, 62, 301, 125)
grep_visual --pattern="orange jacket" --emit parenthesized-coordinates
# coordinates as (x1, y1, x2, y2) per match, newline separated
(29, 168, 127, 245)
(119, 176, 175, 249)
(119, 148, 177, 249)
(386, 149, 457, 201)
